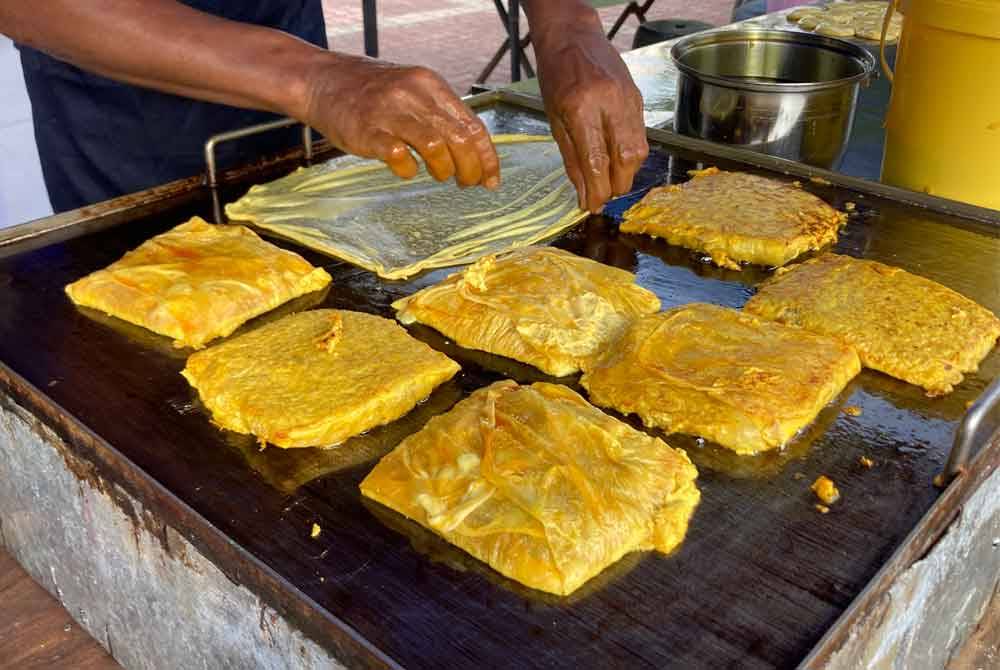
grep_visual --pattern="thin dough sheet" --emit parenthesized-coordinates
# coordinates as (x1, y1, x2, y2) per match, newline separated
(361, 380, 700, 596)
(225, 135, 587, 280)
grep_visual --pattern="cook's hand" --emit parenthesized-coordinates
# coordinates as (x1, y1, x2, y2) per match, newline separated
(526, 4, 648, 212)
(299, 55, 499, 188)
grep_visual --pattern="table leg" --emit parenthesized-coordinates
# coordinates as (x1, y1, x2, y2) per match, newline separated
(509, 0, 520, 83)
(362, 0, 379, 58)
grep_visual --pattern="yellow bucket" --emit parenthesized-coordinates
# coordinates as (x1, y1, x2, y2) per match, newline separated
(881, 0, 1000, 209)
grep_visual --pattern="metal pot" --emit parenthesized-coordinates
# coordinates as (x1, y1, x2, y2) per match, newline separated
(671, 29, 877, 168)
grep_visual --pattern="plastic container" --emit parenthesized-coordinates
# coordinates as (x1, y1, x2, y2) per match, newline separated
(881, 0, 1000, 209)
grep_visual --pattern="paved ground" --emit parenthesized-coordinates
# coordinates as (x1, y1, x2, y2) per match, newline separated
(0, 548, 119, 670)
(322, 0, 736, 93)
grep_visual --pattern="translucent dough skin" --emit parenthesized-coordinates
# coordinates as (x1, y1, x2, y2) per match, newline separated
(65, 217, 332, 348)
(581, 304, 861, 454)
(620, 168, 847, 269)
(182, 310, 460, 448)
(360, 381, 700, 596)
(392, 246, 661, 376)
(744, 254, 1000, 396)
(224, 135, 587, 280)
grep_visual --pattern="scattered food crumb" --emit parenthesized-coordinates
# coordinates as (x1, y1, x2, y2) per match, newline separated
(966, 399, 975, 409)
(815, 504, 830, 514)
(810, 175, 832, 185)
(310, 523, 321, 539)
(793, 472, 806, 480)
(843, 405, 863, 416)
(933, 473, 947, 488)
(812, 475, 841, 505)
(844, 201, 856, 212)
(47, 380, 58, 387)
(859, 456, 875, 469)
(320, 576, 325, 583)
(63, 624, 72, 632)
(792, 180, 803, 188)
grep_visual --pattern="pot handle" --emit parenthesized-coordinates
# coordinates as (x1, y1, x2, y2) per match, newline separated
(880, 0, 900, 82)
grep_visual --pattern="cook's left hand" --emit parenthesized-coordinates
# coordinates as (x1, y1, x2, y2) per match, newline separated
(525, 2, 648, 213)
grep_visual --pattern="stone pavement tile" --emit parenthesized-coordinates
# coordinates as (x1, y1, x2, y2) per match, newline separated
(0, 549, 119, 669)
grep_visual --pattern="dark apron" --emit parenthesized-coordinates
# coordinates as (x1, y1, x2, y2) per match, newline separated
(18, 1, 327, 212)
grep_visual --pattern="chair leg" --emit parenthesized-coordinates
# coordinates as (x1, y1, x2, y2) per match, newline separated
(607, 0, 657, 40)
(472, 34, 533, 87)
(474, 39, 511, 86)
(635, 0, 655, 24)
(519, 34, 535, 79)
(606, 3, 637, 40)
(477, 0, 536, 87)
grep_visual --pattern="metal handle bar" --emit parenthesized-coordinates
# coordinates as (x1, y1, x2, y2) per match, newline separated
(203, 118, 313, 188)
(942, 375, 1000, 484)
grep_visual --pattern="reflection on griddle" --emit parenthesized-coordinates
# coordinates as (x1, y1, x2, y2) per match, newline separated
(590, 383, 849, 480)
(552, 216, 640, 273)
(74, 305, 190, 361)
(221, 379, 464, 494)
(402, 322, 573, 386)
(361, 496, 646, 606)
(72, 284, 331, 360)
(857, 367, 986, 424)
(620, 233, 767, 287)
(676, 382, 852, 479)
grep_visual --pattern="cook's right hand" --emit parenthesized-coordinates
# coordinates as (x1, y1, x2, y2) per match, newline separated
(298, 55, 500, 189)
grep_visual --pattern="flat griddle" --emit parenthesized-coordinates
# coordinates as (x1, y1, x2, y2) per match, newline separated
(0, 93, 997, 670)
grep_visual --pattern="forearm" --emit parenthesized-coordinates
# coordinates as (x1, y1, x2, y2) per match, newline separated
(0, 0, 329, 119)
(521, 0, 603, 51)
(0, 0, 499, 187)
(520, 0, 647, 212)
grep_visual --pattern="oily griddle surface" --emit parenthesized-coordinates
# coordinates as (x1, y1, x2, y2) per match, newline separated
(1, 106, 998, 670)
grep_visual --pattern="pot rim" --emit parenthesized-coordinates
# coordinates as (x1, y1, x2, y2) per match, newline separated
(670, 28, 878, 93)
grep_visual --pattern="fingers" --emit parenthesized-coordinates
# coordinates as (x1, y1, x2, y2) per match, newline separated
(565, 108, 613, 213)
(606, 106, 648, 197)
(314, 61, 501, 189)
(397, 124, 455, 182)
(402, 68, 499, 188)
(471, 126, 501, 190)
(554, 89, 648, 212)
(438, 105, 499, 188)
(551, 117, 587, 210)
(368, 129, 419, 179)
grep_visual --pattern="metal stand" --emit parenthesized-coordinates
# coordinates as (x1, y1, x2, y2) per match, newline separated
(606, 0, 655, 40)
(474, 0, 535, 89)
(943, 376, 1000, 483)
(362, 0, 378, 58)
(203, 118, 313, 223)
(473, 0, 656, 89)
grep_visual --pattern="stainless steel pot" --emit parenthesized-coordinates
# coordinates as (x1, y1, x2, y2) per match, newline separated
(671, 29, 877, 168)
